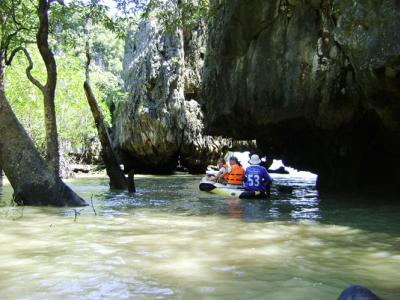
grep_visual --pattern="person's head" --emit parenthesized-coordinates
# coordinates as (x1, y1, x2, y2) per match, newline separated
(249, 154, 262, 165)
(229, 156, 239, 166)
(217, 158, 226, 168)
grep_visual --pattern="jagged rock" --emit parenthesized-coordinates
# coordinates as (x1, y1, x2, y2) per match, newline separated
(202, 0, 400, 191)
(268, 166, 289, 175)
(113, 15, 230, 173)
(59, 153, 75, 179)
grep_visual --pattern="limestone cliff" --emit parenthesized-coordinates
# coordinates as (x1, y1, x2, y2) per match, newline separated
(113, 17, 229, 173)
(202, 0, 400, 191)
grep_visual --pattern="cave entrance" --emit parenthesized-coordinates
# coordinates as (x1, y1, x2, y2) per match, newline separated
(225, 151, 317, 179)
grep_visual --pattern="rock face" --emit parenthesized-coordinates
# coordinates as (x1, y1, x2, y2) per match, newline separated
(202, 0, 400, 191)
(113, 17, 229, 173)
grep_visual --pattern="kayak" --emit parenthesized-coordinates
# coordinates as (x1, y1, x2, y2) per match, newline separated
(199, 177, 267, 199)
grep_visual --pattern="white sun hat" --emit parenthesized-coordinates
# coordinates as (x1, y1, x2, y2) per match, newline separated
(248, 154, 262, 165)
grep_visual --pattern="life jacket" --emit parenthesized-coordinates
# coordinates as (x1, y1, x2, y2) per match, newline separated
(223, 164, 230, 180)
(228, 164, 245, 185)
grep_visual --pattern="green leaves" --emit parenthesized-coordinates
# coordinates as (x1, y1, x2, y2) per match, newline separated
(0, 0, 37, 52)
(144, 0, 209, 34)
(5, 45, 117, 156)
(2, 0, 210, 160)
(2, 0, 125, 158)
(111, 0, 210, 33)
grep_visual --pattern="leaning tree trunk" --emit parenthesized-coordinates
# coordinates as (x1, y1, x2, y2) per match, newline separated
(0, 49, 3, 189)
(0, 50, 86, 206)
(84, 82, 128, 190)
(83, 44, 130, 190)
(36, 0, 60, 177)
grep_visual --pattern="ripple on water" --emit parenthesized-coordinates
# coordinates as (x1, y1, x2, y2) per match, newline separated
(0, 175, 399, 299)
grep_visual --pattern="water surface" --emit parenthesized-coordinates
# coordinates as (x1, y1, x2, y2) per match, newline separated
(0, 175, 399, 299)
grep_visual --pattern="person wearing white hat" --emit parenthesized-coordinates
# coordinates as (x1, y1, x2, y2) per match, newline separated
(248, 154, 262, 165)
(244, 154, 272, 197)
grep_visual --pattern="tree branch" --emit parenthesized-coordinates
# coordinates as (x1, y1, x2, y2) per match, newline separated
(20, 39, 37, 44)
(10, 0, 28, 31)
(49, 0, 65, 5)
(6, 47, 45, 92)
(1, 28, 22, 51)
(85, 41, 91, 83)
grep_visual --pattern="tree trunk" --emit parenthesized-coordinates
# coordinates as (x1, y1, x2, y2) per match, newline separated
(0, 47, 3, 189)
(36, 0, 60, 177)
(0, 50, 86, 206)
(83, 81, 128, 190)
(0, 51, 2, 188)
(128, 170, 136, 193)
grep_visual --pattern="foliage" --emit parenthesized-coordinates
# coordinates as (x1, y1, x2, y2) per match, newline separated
(5, 50, 46, 150)
(0, 0, 37, 52)
(114, 0, 209, 33)
(5, 45, 117, 158)
(2, 0, 209, 162)
(146, 0, 209, 33)
(2, 0, 125, 161)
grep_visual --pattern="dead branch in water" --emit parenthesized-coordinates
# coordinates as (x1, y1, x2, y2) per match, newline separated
(90, 193, 97, 216)
(72, 209, 83, 222)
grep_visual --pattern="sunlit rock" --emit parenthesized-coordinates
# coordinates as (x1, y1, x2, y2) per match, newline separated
(113, 13, 230, 173)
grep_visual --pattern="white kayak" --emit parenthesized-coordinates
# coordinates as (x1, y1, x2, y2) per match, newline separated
(199, 176, 266, 199)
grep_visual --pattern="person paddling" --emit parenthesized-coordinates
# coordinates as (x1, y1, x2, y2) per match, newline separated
(227, 156, 245, 188)
(244, 154, 272, 197)
(214, 158, 229, 184)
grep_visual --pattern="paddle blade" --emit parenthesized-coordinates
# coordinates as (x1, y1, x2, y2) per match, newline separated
(199, 183, 217, 192)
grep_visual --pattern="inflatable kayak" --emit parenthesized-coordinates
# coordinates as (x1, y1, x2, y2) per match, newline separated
(199, 177, 267, 199)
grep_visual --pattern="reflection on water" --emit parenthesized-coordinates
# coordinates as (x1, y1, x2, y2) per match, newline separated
(0, 174, 399, 300)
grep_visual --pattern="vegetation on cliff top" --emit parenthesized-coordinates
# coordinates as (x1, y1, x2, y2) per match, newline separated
(4, 0, 208, 161)
(0, 0, 210, 205)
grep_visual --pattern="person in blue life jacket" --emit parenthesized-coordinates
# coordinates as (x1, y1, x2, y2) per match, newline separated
(244, 154, 273, 198)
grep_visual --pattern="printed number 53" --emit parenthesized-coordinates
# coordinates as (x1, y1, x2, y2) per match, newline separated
(248, 174, 260, 186)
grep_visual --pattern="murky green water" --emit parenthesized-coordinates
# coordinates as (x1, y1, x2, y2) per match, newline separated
(0, 175, 399, 300)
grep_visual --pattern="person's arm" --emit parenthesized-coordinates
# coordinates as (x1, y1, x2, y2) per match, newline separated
(261, 169, 271, 197)
(216, 167, 227, 182)
(263, 168, 272, 184)
(215, 172, 222, 182)
(222, 167, 228, 175)
(260, 169, 271, 186)
(266, 171, 272, 184)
